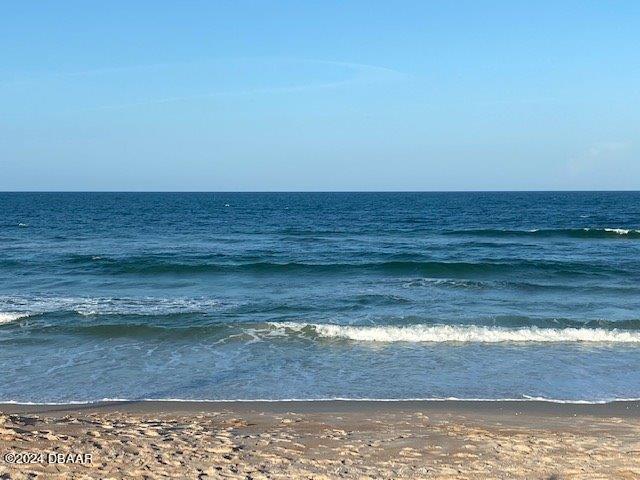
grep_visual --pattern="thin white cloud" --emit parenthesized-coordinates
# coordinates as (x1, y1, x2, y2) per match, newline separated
(1, 57, 406, 111)
(93, 58, 406, 111)
(565, 141, 634, 176)
(586, 141, 630, 158)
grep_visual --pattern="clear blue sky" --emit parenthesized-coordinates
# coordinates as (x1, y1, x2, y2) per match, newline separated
(1, 1, 638, 191)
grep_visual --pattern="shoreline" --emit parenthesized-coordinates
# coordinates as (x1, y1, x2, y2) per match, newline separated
(3, 398, 640, 417)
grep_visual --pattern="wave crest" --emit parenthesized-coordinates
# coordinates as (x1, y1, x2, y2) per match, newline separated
(0, 312, 30, 324)
(271, 323, 640, 343)
(446, 228, 640, 239)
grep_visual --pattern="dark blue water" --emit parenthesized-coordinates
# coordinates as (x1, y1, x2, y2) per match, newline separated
(1, 192, 639, 403)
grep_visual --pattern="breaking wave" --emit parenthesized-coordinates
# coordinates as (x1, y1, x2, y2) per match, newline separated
(445, 228, 640, 239)
(270, 323, 640, 343)
(0, 312, 30, 324)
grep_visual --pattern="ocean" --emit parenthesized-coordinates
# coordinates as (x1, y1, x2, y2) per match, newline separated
(1, 192, 639, 403)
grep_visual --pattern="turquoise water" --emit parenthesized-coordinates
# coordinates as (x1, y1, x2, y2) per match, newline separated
(1, 192, 639, 403)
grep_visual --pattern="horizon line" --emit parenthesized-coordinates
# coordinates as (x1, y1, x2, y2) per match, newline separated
(0, 189, 639, 194)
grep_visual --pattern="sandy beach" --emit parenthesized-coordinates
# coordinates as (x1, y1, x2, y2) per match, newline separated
(1, 400, 639, 479)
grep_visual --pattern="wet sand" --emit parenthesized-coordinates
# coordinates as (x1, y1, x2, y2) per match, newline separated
(1, 400, 640, 479)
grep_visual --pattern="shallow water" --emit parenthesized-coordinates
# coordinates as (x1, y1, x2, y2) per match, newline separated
(1, 192, 639, 403)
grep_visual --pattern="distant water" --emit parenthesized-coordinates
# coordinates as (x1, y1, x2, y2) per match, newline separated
(1, 192, 640, 403)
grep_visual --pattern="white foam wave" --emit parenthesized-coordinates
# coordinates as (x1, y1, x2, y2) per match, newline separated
(0, 312, 30, 324)
(403, 278, 486, 289)
(2, 396, 640, 405)
(585, 227, 640, 235)
(271, 322, 640, 343)
(0, 296, 222, 317)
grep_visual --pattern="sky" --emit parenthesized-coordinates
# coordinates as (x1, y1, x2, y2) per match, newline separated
(1, 1, 639, 191)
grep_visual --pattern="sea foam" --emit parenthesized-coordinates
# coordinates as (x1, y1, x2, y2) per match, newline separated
(271, 323, 640, 343)
(601, 228, 637, 235)
(0, 295, 222, 317)
(0, 312, 29, 324)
